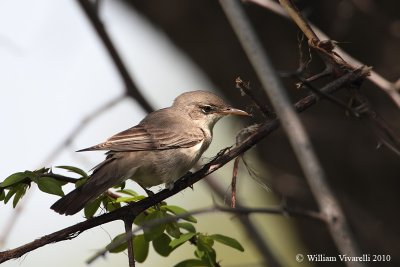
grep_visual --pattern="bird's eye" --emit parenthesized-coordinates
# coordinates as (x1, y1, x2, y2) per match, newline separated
(201, 105, 213, 114)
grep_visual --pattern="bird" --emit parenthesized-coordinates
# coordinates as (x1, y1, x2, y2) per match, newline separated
(51, 90, 249, 215)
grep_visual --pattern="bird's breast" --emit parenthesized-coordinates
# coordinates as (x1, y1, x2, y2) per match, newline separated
(130, 139, 209, 187)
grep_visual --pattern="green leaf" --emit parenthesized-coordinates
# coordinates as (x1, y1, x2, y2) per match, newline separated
(166, 221, 181, 239)
(115, 195, 145, 203)
(163, 205, 197, 223)
(194, 248, 204, 258)
(202, 248, 217, 266)
(143, 210, 167, 241)
(210, 234, 244, 252)
(4, 188, 17, 204)
(56, 165, 88, 178)
(178, 222, 196, 233)
(133, 235, 149, 263)
(84, 197, 102, 218)
(106, 233, 129, 253)
(12, 184, 28, 208)
(174, 259, 207, 267)
(116, 189, 138, 196)
(133, 211, 147, 226)
(37, 177, 65, 196)
(0, 189, 5, 201)
(152, 233, 173, 257)
(169, 232, 196, 249)
(102, 196, 120, 212)
(1, 172, 28, 188)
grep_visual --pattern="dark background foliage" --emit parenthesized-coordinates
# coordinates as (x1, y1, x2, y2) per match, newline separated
(123, 0, 400, 265)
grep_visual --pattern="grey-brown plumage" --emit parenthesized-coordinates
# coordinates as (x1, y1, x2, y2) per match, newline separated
(51, 91, 248, 215)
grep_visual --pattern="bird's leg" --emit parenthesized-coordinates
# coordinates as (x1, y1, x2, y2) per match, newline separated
(138, 184, 162, 210)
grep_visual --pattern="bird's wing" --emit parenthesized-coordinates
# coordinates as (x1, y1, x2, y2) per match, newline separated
(78, 111, 205, 152)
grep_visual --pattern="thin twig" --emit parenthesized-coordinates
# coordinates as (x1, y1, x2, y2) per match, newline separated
(278, 0, 317, 41)
(124, 218, 135, 267)
(235, 77, 275, 119)
(219, 1, 364, 266)
(231, 157, 240, 208)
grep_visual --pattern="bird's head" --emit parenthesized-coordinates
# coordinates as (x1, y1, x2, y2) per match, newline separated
(173, 90, 249, 130)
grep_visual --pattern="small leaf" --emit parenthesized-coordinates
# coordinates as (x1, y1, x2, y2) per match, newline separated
(56, 165, 88, 178)
(143, 210, 167, 241)
(102, 196, 120, 212)
(4, 188, 17, 204)
(133, 211, 147, 226)
(106, 233, 129, 253)
(210, 234, 244, 252)
(12, 184, 28, 208)
(166, 221, 181, 239)
(174, 259, 207, 267)
(1, 172, 27, 188)
(116, 189, 138, 196)
(37, 177, 65, 196)
(202, 248, 217, 266)
(194, 247, 205, 258)
(169, 232, 196, 249)
(84, 197, 102, 218)
(115, 195, 145, 203)
(153, 233, 173, 257)
(163, 205, 197, 223)
(0, 189, 5, 201)
(178, 222, 196, 233)
(133, 234, 149, 263)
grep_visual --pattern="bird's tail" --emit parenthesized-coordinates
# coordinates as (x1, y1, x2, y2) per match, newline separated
(50, 185, 95, 215)
(51, 156, 130, 215)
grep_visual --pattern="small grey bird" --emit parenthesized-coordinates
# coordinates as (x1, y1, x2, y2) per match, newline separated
(51, 90, 249, 215)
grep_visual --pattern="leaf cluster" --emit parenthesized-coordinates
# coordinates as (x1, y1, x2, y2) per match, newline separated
(105, 199, 244, 266)
(0, 166, 88, 207)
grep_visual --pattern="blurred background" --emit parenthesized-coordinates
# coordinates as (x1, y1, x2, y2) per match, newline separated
(1, 0, 399, 266)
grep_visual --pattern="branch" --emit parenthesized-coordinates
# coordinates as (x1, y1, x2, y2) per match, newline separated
(0, 68, 367, 264)
(244, 0, 400, 108)
(76, 0, 154, 113)
(124, 218, 135, 267)
(219, 1, 364, 267)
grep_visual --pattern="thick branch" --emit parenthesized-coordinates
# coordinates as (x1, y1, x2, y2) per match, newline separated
(0, 68, 366, 264)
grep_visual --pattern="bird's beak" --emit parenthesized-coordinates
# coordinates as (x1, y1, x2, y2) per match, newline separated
(219, 107, 250, 116)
